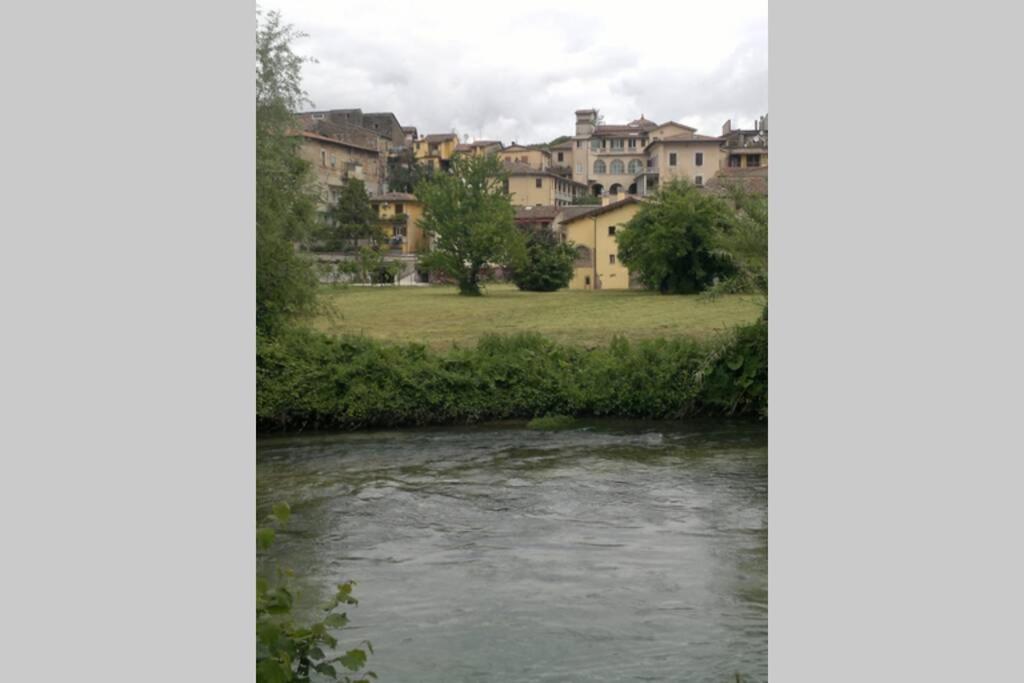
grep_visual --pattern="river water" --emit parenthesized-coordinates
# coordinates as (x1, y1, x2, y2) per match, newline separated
(257, 419, 767, 682)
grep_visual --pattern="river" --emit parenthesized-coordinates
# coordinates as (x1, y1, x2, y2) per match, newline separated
(257, 419, 767, 682)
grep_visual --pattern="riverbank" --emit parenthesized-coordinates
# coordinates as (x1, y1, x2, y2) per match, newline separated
(257, 320, 766, 432)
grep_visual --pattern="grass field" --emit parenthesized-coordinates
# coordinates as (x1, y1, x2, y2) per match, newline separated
(309, 284, 763, 349)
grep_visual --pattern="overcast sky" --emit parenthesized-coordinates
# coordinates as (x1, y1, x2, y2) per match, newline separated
(273, 0, 767, 143)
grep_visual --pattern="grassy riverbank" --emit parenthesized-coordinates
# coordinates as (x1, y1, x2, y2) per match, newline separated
(257, 319, 766, 432)
(308, 284, 763, 350)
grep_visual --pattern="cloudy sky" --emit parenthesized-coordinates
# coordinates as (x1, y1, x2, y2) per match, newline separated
(273, 0, 767, 143)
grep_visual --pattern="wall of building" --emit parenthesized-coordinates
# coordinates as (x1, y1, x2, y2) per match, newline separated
(297, 137, 382, 210)
(649, 141, 725, 188)
(508, 174, 586, 207)
(499, 147, 550, 170)
(564, 203, 640, 290)
(374, 199, 428, 254)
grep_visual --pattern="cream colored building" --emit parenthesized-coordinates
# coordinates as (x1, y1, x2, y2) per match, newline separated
(498, 144, 551, 171)
(503, 161, 588, 207)
(370, 193, 429, 254)
(295, 131, 382, 216)
(562, 197, 643, 290)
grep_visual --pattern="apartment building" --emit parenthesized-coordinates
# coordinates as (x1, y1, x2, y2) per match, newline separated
(370, 193, 429, 254)
(455, 140, 503, 158)
(561, 197, 643, 290)
(413, 133, 460, 170)
(295, 131, 382, 216)
(498, 144, 551, 171)
(502, 161, 588, 207)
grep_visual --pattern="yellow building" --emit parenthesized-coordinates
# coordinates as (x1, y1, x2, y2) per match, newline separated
(562, 197, 643, 290)
(503, 161, 588, 207)
(370, 193, 429, 254)
(413, 133, 460, 171)
(498, 144, 551, 170)
(455, 140, 503, 158)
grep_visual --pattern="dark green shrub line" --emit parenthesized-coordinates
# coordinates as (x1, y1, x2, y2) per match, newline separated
(257, 322, 766, 432)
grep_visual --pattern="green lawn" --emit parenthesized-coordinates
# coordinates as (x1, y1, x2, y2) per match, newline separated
(309, 284, 763, 350)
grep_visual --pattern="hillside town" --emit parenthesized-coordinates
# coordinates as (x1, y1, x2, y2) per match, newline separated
(293, 106, 768, 289)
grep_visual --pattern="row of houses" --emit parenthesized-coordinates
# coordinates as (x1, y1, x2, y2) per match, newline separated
(292, 107, 767, 289)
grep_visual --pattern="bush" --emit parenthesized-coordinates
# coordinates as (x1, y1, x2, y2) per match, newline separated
(257, 322, 767, 431)
(509, 230, 576, 292)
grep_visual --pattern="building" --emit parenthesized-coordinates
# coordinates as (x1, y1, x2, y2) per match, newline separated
(636, 131, 725, 195)
(499, 143, 551, 170)
(294, 130, 382, 217)
(502, 161, 589, 207)
(561, 197, 643, 290)
(414, 133, 460, 171)
(570, 110, 657, 198)
(370, 193, 429, 255)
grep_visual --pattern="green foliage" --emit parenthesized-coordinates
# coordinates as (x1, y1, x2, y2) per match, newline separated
(704, 183, 768, 299)
(571, 194, 601, 206)
(257, 323, 767, 431)
(415, 154, 524, 296)
(257, 502, 375, 683)
(318, 180, 384, 252)
(526, 414, 577, 430)
(387, 148, 434, 194)
(509, 229, 576, 292)
(256, 9, 321, 335)
(617, 179, 736, 294)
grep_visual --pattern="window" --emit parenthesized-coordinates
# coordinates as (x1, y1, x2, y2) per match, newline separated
(594, 159, 606, 174)
(395, 203, 404, 214)
(695, 152, 703, 166)
(695, 176, 703, 187)
(669, 152, 677, 166)
(628, 139, 637, 148)
(557, 152, 564, 162)
(591, 139, 601, 150)
(608, 225, 616, 236)
(747, 154, 761, 167)
(729, 155, 742, 167)
(610, 159, 625, 174)
(535, 177, 543, 188)
(312, 113, 325, 120)
(576, 140, 582, 148)
(320, 150, 326, 166)
(609, 254, 616, 264)
(610, 139, 624, 150)
(584, 275, 591, 286)
(330, 155, 337, 168)
(576, 163, 583, 173)
(628, 159, 643, 174)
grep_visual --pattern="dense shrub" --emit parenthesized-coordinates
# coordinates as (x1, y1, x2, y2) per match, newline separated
(258, 321, 767, 431)
(509, 229, 576, 292)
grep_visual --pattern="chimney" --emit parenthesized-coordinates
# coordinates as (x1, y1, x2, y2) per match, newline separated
(722, 119, 732, 136)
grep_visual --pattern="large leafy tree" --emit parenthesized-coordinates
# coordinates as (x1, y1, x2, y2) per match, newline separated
(616, 179, 736, 294)
(386, 147, 434, 194)
(710, 182, 768, 297)
(509, 229, 576, 292)
(319, 179, 383, 252)
(415, 154, 523, 295)
(256, 8, 320, 335)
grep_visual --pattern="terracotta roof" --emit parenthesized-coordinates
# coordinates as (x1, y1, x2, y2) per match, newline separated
(559, 196, 644, 224)
(514, 205, 562, 221)
(558, 205, 601, 221)
(293, 130, 379, 153)
(370, 192, 419, 202)
(422, 133, 459, 142)
(549, 140, 573, 149)
(627, 116, 659, 130)
(649, 134, 724, 145)
(652, 120, 698, 132)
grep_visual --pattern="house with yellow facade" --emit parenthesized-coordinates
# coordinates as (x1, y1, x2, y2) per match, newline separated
(413, 133, 460, 171)
(370, 192, 429, 255)
(502, 161, 588, 207)
(561, 197, 643, 290)
(498, 144, 551, 171)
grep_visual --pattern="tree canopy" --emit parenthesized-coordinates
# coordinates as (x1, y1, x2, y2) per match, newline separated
(509, 229, 576, 292)
(256, 9, 320, 335)
(319, 179, 383, 252)
(415, 154, 523, 295)
(616, 179, 736, 294)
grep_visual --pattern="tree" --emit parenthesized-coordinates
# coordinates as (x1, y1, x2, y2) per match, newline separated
(616, 179, 736, 294)
(571, 194, 600, 206)
(707, 182, 768, 299)
(509, 229, 576, 292)
(387, 147, 434, 194)
(256, 8, 320, 335)
(415, 154, 524, 296)
(319, 179, 384, 252)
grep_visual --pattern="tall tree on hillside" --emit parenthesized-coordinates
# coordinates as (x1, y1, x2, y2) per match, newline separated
(616, 179, 736, 294)
(256, 8, 320, 335)
(415, 154, 524, 295)
(319, 179, 384, 251)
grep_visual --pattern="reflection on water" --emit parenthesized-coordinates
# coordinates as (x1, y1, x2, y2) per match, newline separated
(258, 419, 767, 683)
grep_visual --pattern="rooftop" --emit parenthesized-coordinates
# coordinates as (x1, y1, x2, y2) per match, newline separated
(560, 196, 643, 224)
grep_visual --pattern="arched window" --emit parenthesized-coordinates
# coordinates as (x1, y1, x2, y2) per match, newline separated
(593, 159, 606, 174)
(610, 159, 625, 175)
(609, 183, 622, 195)
(575, 245, 592, 263)
(628, 159, 643, 175)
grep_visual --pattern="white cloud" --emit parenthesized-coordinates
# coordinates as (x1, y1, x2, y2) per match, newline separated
(269, 0, 767, 141)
